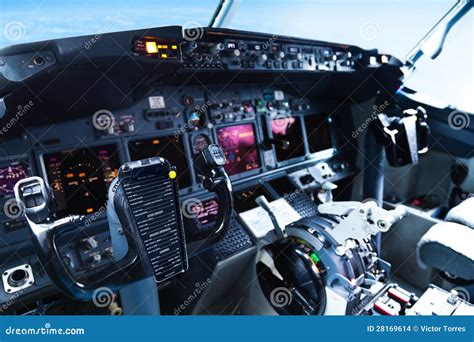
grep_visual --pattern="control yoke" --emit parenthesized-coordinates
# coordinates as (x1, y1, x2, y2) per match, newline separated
(190, 144, 233, 249)
(14, 144, 232, 300)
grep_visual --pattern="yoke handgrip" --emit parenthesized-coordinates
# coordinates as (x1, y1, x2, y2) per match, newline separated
(14, 177, 146, 300)
(187, 144, 233, 255)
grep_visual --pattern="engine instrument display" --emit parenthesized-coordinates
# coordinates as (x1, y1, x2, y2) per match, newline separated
(0, 162, 28, 196)
(304, 115, 332, 153)
(271, 116, 305, 162)
(128, 135, 191, 188)
(216, 124, 260, 176)
(190, 198, 219, 226)
(43, 145, 119, 216)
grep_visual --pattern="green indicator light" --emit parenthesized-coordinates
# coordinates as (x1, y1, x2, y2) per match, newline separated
(310, 252, 320, 263)
(256, 99, 265, 109)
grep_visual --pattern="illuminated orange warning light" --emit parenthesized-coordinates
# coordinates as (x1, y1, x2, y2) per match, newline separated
(145, 41, 158, 54)
(86, 208, 94, 213)
(65, 173, 74, 178)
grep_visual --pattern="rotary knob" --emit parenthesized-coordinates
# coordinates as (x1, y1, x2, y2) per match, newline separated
(210, 43, 225, 55)
(226, 49, 241, 58)
(258, 53, 268, 64)
(273, 51, 285, 60)
(184, 41, 198, 53)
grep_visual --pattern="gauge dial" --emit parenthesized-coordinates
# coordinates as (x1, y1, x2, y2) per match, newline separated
(192, 134, 211, 154)
(0, 163, 28, 196)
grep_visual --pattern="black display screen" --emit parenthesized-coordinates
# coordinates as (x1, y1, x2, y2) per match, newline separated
(234, 186, 272, 213)
(43, 145, 119, 216)
(271, 116, 305, 162)
(304, 115, 332, 153)
(128, 136, 191, 188)
(216, 124, 260, 176)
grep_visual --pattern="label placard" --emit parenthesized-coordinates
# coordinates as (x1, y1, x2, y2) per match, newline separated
(148, 96, 166, 109)
(122, 172, 187, 282)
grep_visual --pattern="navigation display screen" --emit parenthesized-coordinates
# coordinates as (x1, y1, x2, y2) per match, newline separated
(0, 162, 28, 196)
(304, 115, 332, 153)
(128, 136, 191, 189)
(271, 116, 305, 161)
(216, 124, 260, 176)
(43, 145, 119, 216)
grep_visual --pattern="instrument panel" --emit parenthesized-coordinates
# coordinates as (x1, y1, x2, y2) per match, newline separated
(133, 28, 372, 74)
(0, 25, 390, 313)
(0, 85, 338, 245)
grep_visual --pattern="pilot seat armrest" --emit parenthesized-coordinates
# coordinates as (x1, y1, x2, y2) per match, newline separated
(445, 198, 474, 229)
(417, 222, 474, 280)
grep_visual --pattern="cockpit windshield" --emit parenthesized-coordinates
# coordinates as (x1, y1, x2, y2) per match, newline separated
(0, 0, 218, 47)
(228, 0, 473, 112)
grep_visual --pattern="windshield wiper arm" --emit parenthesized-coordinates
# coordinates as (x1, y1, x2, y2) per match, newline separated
(405, 0, 473, 71)
(209, 0, 241, 28)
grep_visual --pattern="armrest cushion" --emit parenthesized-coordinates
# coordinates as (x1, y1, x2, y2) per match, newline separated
(446, 198, 474, 229)
(417, 222, 474, 280)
